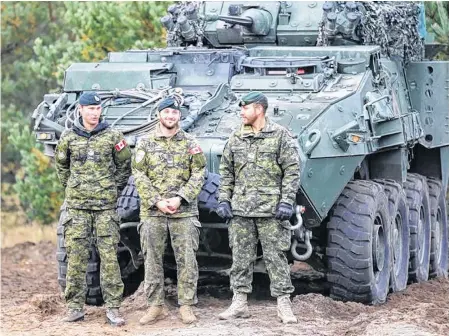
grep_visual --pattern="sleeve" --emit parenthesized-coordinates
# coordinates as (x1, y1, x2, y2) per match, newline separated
(278, 130, 301, 206)
(176, 139, 206, 204)
(218, 138, 235, 203)
(131, 140, 162, 208)
(112, 131, 132, 194)
(54, 131, 71, 188)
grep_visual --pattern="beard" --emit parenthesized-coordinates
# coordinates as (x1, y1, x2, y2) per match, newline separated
(242, 115, 257, 126)
(160, 118, 179, 130)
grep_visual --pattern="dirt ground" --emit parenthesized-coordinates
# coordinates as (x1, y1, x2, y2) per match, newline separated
(1, 241, 448, 336)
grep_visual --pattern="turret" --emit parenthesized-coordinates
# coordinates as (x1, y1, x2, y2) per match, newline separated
(202, 7, 273, 36)
(159, 1, 425, 62)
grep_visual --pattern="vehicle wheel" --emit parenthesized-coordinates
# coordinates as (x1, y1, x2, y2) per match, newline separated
(374, 179, 410, 292)
(326, 180, 391, 304)
(57, 205, 103, 305)
(198, 171, 221, 221)
(403, 173, 432, 282)
(427, 177, 448, 278)
(117, 176, 140, 222)
(198, 171, 220, 211)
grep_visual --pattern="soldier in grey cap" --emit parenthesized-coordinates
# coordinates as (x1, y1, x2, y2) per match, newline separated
(216, 91, 300, 324)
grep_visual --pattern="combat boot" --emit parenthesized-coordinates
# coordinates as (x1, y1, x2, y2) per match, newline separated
(179, 305, 197, 324)
(139, 305, 168, 325)
(61, 308, 85, 322)
(218, 292, 250, 320)
(106, 308, 125, 326)
(277, 295, 297, 324)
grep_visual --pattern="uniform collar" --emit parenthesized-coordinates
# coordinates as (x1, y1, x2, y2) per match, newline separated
(73, 119, 109, 138)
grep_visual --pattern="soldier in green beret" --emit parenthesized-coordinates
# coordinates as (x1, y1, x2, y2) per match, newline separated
(132, 96, 206, 325)
(55, 91, 131, 326)
(216, 91, 300, 324)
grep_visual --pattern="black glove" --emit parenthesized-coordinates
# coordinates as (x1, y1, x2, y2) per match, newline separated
(275, 202, 293, 221)
(215, 201, 233, 219)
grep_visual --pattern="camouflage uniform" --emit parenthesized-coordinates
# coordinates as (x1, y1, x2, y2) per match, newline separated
(55, 121, 131, 309)
(132, 126, 206, 306)
(218, 119, 300, 297)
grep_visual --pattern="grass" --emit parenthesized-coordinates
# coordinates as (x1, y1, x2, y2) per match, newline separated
(1, 189, 57, 248)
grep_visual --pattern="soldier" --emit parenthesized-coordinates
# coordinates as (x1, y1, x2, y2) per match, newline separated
(55, 91, 131, 326)
(216, 91, 300, 324)
(132, 96, 206, 325)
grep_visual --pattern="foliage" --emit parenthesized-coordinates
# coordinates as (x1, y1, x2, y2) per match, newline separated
(7, 124, 63, 224)
(1, 1, 169, 224)
(425, 1, 449, 59)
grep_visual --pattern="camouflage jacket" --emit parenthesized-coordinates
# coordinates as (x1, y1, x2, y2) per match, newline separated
(218, 119, 300, 217)
(55, 121, 132, 210)
(132, 127, 206, 219)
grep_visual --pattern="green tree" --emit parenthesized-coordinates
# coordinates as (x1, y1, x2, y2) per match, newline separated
(425, 1, 449, 59)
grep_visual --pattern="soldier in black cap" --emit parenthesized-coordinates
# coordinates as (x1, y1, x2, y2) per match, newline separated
(55, 91, 131, 326)
(133, 96, 206, 325)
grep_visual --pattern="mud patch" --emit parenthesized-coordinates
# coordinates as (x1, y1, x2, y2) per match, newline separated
(30, 294, 64, 315)
(2, 241, 449, 336)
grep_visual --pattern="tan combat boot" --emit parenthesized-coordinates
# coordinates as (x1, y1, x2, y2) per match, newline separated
(61, 308, 85, 322)
(277, 295, 298, 324)
(139, 305, 168, 325)
(218, 292, 250, 320)
(179, 305, 197, 324)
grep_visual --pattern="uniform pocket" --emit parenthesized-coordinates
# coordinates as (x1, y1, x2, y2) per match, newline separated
(190, 218, 201, 252)
(255, 187, 280, 215)
(96, 211, 120, 238)
(277, 221, 292, 252)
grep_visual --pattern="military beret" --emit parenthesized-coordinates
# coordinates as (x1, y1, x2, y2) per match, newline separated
(79, 91, 101, 106)
(158, 96, 180, 112)
(238, 91, 268, 108)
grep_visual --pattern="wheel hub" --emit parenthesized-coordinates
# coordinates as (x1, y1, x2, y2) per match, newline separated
(373, 223, 385, 272)
(393, 214, 402, 273)
(435, 207, 442, 262)
(418, 206, 425, 263)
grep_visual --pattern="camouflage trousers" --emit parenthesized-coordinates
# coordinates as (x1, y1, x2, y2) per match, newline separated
(63, 208, 124, 309)
(229, 216, 294, 297)
(139, 217, 200, 306)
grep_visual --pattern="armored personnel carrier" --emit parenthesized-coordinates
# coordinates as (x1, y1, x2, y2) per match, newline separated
(32, 1, 448, 305)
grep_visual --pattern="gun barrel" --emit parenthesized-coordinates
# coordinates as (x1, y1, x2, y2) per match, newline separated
(217, 15, 253, 26)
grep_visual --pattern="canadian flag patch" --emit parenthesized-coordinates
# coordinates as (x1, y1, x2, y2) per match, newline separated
(115, 139, 127, 151)
(189, 145, 203, 155)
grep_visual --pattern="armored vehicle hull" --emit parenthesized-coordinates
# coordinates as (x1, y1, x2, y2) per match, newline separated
(33, 1, 448, 305)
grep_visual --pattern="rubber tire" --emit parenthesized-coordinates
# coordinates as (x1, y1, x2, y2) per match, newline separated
(403, 173, 432, 283)
(373, 179, 410, 292)
(198, 171, 220, 212)
(326, 180, 391, 304)
(117, 172, 220, 221)
(56, 206, 103, 306)
(427, 177, 448, 278)
(117, 176, 140, 222)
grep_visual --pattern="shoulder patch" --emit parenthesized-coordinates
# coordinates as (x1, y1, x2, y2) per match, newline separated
(57, 150, 66, 160)
(115, 139, 127, 151)
(189, 145, 203, 155)
(134, 150, 146, 164)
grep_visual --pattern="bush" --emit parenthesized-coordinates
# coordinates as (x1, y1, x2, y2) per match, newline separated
(7, 122, 63, 225)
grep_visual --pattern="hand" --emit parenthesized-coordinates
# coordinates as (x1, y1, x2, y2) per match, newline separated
(215, 201, 233, 219)
(275, 202, 293, 221)
(156, 200, 176, 215)
(166, 196, 182, 212)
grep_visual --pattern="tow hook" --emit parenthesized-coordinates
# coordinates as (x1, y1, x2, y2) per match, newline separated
(290, 205, 313, 261)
